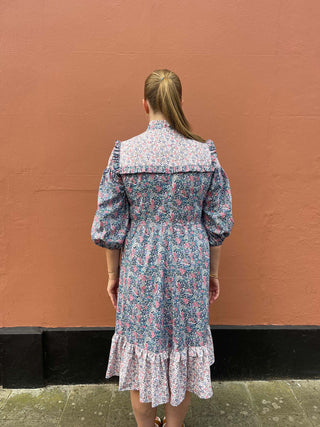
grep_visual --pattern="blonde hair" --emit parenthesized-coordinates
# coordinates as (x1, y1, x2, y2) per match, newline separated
(144, 69, 206, 143)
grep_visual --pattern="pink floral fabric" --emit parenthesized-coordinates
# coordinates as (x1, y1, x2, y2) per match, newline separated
(106, 324, 215, 407)
(91, 120, 234, 407)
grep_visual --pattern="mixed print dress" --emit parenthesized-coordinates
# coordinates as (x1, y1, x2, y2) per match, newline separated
(91, 119, 234, 408)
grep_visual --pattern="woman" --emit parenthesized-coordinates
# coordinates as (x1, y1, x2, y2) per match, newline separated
(91, 69, 234, 427)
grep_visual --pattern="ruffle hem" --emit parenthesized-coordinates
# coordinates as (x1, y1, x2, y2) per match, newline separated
(105, 324, 215, 408)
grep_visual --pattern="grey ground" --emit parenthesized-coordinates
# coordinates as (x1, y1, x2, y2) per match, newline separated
(0, 380, 319, 426)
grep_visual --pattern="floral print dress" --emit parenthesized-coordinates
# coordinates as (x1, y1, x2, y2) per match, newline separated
(91, 119, 234, 408)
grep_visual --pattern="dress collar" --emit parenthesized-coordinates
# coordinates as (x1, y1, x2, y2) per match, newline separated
(147, 119, 173, 131)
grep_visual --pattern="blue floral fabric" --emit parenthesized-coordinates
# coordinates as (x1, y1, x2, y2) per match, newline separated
(91, 120, 234, 407)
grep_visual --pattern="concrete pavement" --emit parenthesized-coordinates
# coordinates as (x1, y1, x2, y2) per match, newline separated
(0, 379, 320, 426)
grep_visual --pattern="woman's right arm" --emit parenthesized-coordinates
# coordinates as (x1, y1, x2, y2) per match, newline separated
(202, 140, 235, 250)
(210, 245, 221, 276)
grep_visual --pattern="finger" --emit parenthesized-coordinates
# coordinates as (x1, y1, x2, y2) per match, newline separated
(108, 290, 116, 308)
(111, 294, 116, 309)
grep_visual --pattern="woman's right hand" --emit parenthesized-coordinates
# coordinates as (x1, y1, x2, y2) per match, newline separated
(209, 277, 220, 303)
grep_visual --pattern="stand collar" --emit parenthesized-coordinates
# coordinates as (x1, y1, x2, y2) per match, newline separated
(147, 119, 173, 130)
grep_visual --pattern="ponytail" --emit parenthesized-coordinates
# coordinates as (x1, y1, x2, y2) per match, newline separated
(144, 69, 206, 143)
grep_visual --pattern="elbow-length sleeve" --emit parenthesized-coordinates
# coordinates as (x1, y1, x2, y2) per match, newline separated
(202, 140, 235, 246)
(91, 142, 131, 249)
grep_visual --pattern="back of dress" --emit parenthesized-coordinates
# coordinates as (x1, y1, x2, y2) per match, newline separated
(91, 119, 234, 408)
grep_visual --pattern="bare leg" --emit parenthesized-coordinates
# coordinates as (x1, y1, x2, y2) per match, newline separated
(130, 390, 158, 427)
(164, 390, 191, 427)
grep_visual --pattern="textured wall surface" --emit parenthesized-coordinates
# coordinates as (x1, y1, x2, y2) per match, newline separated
(0, 1, 319, 327)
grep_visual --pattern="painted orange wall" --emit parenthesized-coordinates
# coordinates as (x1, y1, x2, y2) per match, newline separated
(1, 1, 319, 327)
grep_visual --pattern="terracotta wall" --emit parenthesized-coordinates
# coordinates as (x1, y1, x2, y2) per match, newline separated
(1, 1, 319, 327)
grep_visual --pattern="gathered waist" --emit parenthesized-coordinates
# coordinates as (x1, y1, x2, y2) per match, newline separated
(130, 219, 203, 226)
(128, 219, 207, 238)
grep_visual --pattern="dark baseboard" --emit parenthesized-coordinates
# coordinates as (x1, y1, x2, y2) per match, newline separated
(0, 326, 319, 388)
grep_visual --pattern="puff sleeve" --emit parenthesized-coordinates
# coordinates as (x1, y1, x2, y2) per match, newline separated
(91, 142, 131, 249)
(202, 141, 235, 246)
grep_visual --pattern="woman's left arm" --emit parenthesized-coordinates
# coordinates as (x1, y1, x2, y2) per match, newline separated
(105, 248, 121, 279)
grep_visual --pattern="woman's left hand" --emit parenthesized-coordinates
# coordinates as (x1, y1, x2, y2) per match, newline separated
(107, 277, 119, 309)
